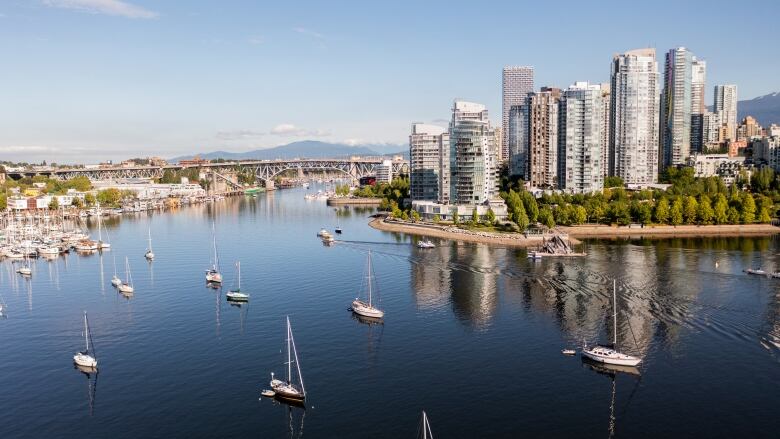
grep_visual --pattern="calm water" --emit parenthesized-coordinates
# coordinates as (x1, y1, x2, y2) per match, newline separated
(1, 186, 779, 438)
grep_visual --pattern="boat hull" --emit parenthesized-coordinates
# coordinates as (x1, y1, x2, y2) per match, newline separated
(118, 284, 134, 294)
(206, 273, 222, 283)
(73, 353, 97, 368)
(226, 291, 249, 301)
(582, 348, 641, 367)
(270, 379, 305, 402)
(351, 300, 384, 318)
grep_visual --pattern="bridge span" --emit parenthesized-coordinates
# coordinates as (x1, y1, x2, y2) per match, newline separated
(6, 157, 410, 184)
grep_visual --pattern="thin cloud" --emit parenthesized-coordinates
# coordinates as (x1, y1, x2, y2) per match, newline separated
(42, 0, 159, 19)
(292, 27, 324, 39)
(270, 123, 330, 137)
(216, 130, 266, 140)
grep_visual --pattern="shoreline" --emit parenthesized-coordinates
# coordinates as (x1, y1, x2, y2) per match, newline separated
(327, 197, 383, 205)
(560, 223, 780, 238)
(368, 217, 580, 248)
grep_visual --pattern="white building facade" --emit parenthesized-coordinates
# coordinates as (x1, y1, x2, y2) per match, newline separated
(409, 123, 447, 201)
(559, 82, 605, 193)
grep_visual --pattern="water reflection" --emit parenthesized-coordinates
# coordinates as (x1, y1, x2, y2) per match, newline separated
(74, 365, 98, 416)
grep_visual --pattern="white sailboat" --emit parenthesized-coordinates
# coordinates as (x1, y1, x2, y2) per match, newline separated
(418, 411, 434, 439)
(96, 203, 110, 249)
(73, 311, 98, 369)
(351, 250, 384, 319)
(144, 227, 155, 260)
(270, 316, 306, 402)
(205, 223, 222, 283)
(582, 280, 642, 367)
(118, 257, 134, 294)
(226, 261, 249, 301)
(17, 243, 32, 276)
(111, 254, 121, 287)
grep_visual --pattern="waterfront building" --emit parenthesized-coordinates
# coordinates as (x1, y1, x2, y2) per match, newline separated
(600, 83, 611, 178)
(502, 66, 534, 165)
(714, 84, 738, 141)
(375, 160, 393, 184)
(558, 82, 605, 193)
(752, 136, 780, 171)
(737, 116, 763, 141)
(409, 123, 447, 201)
(661, 47, 695, 170)
(702, 110, 723, 149)
(769, 124, 780, 137)
(508, 104, 528, 178)
(610, 48, 659, 184)
(690, 57, 707, 153)
(449, 100, 499, 204)
(524, 87, 560, 188)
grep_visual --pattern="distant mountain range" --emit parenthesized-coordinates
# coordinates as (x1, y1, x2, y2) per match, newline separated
(738, 92, 780, 127)
(170, 140, 407, 163)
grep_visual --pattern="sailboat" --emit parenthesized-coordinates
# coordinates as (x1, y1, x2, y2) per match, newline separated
(270, 316, 306, 402)
(351, 250, 384, 319)
(17, 242, 32, 276)
(417, 411, 434, 439)
(226, 261, 249, 301)
(118, 257, 134, 294)
(73, 311, 98, 369)
(111, 254, 121, 287)
(144, 228, 155, 260)
(96, 203, 110, 249)
(205, 223, 222, 283)
(582, 280, 642, 367)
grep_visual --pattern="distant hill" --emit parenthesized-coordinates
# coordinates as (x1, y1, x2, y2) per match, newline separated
(738, 92, 780, 127)
(170, 140, 406, 163)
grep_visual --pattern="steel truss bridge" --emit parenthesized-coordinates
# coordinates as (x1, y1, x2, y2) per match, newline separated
(8, 158, 409, 183)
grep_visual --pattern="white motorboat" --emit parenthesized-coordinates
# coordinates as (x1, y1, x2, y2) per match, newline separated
(117, 257, 134, 294)
(73, 311, 98, 369)
(261, 389, 275, 398)
(351, 251, 384, 319)
(144, 227, 155, 260)
(17, 266, 32, 276)
(226, 261, 249, 301)
(744, 268, 767, 276)
(205, 223, 222, 283)
(417, 240, 435, 249)
(562, 349, 577, 356)
(317, 228, 329, 237)
(527, 251, 543, 259)
(582, 280, 642, 367)
(37, 246, 60, 256)
(75, 240, 99, 252)
(269, 316, 306, 402)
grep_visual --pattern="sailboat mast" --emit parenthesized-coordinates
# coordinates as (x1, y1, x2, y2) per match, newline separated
(148, 228, 152, 251)
(367, 251, 372, 306)
(289, 318, 305, 396)
(286, 316, 292, 383)
(237, 262, 241, 290)
(84, 312, 89, 352)
(613, 279, 618, 347)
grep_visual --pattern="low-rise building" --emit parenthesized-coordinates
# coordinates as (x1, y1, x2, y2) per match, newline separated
(375, 160, 393, 184)
(411, 199, 508, 222)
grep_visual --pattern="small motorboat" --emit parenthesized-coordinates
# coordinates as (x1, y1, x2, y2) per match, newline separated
(744, 268, 767, 276)
(335, 227, 342, 234)
(527, 251, 543, 260)
(317, 228, 328, 237)
(17, 266, 32, 276)
(771, 272, 780, 279)
(111, 275, 122, 287)
(261, 389, 276, 398)
(417, 240, 435, 249)
(562, 349, 577, 356)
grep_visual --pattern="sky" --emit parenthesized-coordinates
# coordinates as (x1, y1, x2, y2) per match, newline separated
(1, 0, 778, 163)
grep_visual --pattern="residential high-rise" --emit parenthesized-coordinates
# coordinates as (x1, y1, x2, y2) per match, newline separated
(502, 66, 534, 165)
(714, 84, 738, 141)
(737, 116, 762, 141)
(409, 123, 447, 201)
(558, 82, 605, 193)
(661, 47, 694, 170)
(702, 111, 722, 149)
(449, 100, 498, 204)
(690, 58, 707, 153)
(523, 87, 560, 188)
(600, 83, 611, 178)
(610, 48, 660, 184)
(508, 104, 528, 178)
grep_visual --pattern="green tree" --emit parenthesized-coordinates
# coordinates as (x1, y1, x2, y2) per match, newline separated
(635, 202, 653, 224)
(683, 196, 698, 224)
(538, 207, 555, 229)
(697, 194, 714, 225)
(727, 206, 740, 224)
(520, 191, 539, 223)
(604, 176, 624, 188)
(472, 207, 479, 225)
(410, 210, 421, 222)
(84, 193, 96, 207)
(452, 210, 459, 225)
(742, 193, 756, 224)
(486, 208, 496, 225)
(514, 202, 530, 231)
(68, 176, 92, 192)
(432, 214, 441, 223)
(758, 206, 772, 223)
(71, 197, 83, 208)
(713, 194, 728, 224)
(670, 198, 683, 225)
(655, 197, 670, 224)
(573, 205, 587, 225)
(97, 188, 122, 207)
(609, 201, 631, 225)
(48, 197, 59, 210)
(752, 167, 775, 193)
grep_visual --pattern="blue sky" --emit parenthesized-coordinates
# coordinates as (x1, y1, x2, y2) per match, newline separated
(1, 0, 778, 163)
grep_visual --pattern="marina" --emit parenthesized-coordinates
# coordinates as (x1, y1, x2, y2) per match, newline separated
(0, 186, 779, 438)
